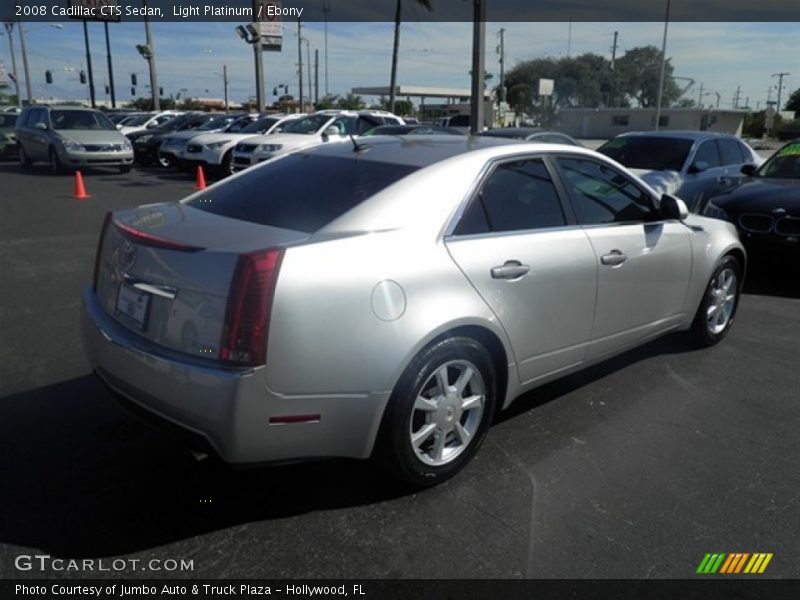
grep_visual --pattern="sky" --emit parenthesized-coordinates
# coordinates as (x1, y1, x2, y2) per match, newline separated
(1, 20, 798, 110)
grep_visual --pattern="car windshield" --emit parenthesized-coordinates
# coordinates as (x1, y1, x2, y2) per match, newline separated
(597, 136, 693, 171)
(186, 153, 419, 233)
(281, 114, 331, 135)
(120, 114, 151, 126)
(51, 110, 115, 131)
(242, 117, 279, 134)
(756, 142, 800, 179)
(0, 113, 18, 127)
(196, 115, 236, 131)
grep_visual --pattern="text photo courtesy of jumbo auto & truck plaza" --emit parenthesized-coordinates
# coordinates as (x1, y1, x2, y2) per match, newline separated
(1, 0, 799, 598)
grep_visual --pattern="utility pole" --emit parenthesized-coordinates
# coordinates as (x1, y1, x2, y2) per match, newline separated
(223, 64, 229, 113)
(104, 21, 116, 108)
(497, 28, 505, 103)
(323, 0, 329, 96)
(654, 0, 671, 131)
(733, 85, 740, 109)
(17, 21, 32, 105)
(297, 19, 304, 112)
(143, 0, 159, 110)
(3, 23, 21, 106)
(610, 31, 619, 70)
(314, 49, 319, 105)
(81, 20, 97, 108)
(469, 0, 485, 133)
(697, 82, 704, 106)
(305, 38, 312, 109)
(771, 72, 789, 110)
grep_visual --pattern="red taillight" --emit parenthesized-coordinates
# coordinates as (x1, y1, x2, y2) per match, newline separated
(93, 212, 112, 292)
(220, 248, 284, 367)
(113, 220, 205, 252)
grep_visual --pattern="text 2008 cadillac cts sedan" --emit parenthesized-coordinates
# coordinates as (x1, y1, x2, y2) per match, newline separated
(82, 136, 745, 486)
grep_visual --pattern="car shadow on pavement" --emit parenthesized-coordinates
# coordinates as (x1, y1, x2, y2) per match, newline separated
(0, 374, 410, 558)
(742, 257, 800, 299)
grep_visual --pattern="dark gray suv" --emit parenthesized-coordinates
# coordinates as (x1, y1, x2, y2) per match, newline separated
(16, 106, 134, 173)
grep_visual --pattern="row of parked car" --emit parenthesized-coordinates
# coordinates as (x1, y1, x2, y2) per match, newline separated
(9, 103, 799, 257)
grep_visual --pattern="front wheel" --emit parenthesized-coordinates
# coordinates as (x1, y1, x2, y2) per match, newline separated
(689, 255, 742, 347)
(375, 336, 496, 487)
(18, 145, 32, 168)
(157, 153, 173, 169)
(49, 147, 63, 174)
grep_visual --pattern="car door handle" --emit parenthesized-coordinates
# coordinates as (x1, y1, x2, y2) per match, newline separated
(600, 250, 628, 266)
(491, 260, 530, 280)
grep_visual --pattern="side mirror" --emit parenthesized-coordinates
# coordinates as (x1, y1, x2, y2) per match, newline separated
(146, 121, 157, 129)
(740, 164, 757, 176)
(688, 160, 709, 174)
(659, 194, 689, 221)
(116, 124, 123, 130)
(322, 126, 340, 140)
(34, 122, 48, 131)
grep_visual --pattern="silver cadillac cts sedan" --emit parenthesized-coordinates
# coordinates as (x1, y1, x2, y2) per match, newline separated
(82, 136, 745, 486)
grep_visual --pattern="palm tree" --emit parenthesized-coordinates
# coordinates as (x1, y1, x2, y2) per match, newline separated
(389, 0, 433, 113)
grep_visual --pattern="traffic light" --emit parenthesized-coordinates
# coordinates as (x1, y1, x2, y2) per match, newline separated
(159, 87, 163, 96)
(273, 87, 277, 96)
(105, 85, 110, 95)
(45, 70, 53, 84)
(131, 73, 137, 86)
(79, 70, 86, 84)
(131, 87, 136, 96)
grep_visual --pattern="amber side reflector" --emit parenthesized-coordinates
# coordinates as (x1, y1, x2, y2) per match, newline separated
(268, 414, 321, 425)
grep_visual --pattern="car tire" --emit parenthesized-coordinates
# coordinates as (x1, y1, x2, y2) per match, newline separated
(220, 150, 234, 177)
(19, 145, 32, 168)
(157, 153, 172, 169)
(375, 336, 497, 487)
(49, 147, 64, 175)
(689, 255, 742, 347)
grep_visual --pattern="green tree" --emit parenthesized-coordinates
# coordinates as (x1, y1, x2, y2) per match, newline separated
(388, 0, 433, 113)
(377, 97, 415, 116)
(336, 93, 366, 110)
(785, 88, 800, 114)
(315, 94, 340, 110)
(615, 45, 681, 108)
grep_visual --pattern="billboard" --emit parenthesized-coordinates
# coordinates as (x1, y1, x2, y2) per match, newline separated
(254, 0, 283, 52)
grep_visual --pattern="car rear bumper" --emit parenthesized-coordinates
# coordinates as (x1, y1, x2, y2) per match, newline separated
(81, 288, 388, 464)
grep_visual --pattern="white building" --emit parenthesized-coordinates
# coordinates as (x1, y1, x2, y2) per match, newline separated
(558, 108, 747, 139)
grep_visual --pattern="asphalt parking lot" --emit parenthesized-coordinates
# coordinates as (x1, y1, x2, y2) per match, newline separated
(1, 160, 799, 579)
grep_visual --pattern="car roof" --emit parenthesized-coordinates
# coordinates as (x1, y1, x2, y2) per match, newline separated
(616, 130, 735, 141)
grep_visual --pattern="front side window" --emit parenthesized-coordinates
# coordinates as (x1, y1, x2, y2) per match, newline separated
(717, 138, 745, 166)
(455, 159, 566, 235)
(557, 157, 655, 225)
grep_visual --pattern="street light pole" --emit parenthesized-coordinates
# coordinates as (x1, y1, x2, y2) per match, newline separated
(297, 19, 304, 113)
(223, 64, 229, 113)
(17, 20, 32, 105)
(469, 0, 485, 134)
(143, 0, 159, 110)
(82, 20, 97, 108)
(104, 21, 116, 108)
(2, 23, 21, 106)
(654, 0, 671, 131)
(253, 38, 264, 111)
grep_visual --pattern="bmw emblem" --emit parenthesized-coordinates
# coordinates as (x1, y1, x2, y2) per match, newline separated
(772, 207, 787, 216)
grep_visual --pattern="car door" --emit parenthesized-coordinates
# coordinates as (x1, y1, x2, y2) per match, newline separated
(680, 139, 726, 211)
(445, 156, 598, 386)
(553, 156, 692, 360)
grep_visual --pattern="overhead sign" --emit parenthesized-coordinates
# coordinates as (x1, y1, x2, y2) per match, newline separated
(67, 0, 122, 22)
(538, 78, 555, 97)
(254, 0, 283, 52)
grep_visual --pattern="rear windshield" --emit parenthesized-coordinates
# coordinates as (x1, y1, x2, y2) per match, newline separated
(597, 136, 693, 171)
(186, 153, 419, 233)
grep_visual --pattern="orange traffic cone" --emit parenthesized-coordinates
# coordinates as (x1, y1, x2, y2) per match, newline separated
(73, 170, 91, 200)
(195, 165, 207, 190)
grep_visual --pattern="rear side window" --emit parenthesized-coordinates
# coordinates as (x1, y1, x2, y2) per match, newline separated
(187, 154, 418, 233)
(455, 159, 566, 235)
(717, 138, 745, 166)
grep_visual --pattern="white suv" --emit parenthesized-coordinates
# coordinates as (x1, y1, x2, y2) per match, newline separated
(231, 110, 404, 171)
(175, 113, 301, 176)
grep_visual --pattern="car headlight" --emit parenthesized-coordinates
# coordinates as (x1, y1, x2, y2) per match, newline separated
(205, 141, 228, 149)
(62, 139, 85, 152)
(703, 200, 731, 222)
(122, 140, 133, 151)
(137, 135, 152, 143)
(256, 143, 282, 153)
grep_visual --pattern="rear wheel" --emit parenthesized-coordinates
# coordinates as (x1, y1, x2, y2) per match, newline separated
(157, 153, 173, 169)
(376, 336, 496, 487)
(690, 255, 742, 346)
(219, 150, 234, 177)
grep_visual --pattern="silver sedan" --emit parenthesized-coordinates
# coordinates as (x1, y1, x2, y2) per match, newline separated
(82, 136, 745, 486)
